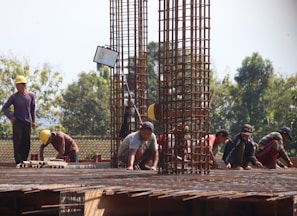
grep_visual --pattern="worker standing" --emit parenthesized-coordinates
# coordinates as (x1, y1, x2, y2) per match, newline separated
(1, 75, 36, 165)
(39, 130, 79, 162)
(157, 123, 190, 162)
(118, 121, 159, 170)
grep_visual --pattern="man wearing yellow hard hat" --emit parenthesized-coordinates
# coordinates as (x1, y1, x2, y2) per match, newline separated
(1, 75, 36, 165)
(39, 130, 79, 162)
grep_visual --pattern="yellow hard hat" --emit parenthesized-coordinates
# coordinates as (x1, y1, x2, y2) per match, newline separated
(15, 75, 27, 84)
(148, 104, 156, 121)
(39, 130, 51, 145)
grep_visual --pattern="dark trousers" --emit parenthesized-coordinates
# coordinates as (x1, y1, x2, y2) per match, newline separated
(13, 120, 31, 164)
(70, 152, 79, 162)
(232, 142, 245, 168)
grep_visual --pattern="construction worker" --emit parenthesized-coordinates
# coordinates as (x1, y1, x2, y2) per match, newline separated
(206, 129, 230, 169)
(2, 75, 36, 165)
(256, 126, 294, 169)
(222, 124, 263, 170)
(171, 123, 190, 158)
(157, 122, 190, 157)
(118, 121, 159, 170)
(39, 130, 79, 162)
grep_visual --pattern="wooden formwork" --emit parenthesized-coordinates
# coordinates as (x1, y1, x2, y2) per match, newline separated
(0, 167, 296, 215)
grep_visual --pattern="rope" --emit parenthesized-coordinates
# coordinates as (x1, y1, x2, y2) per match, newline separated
(123, 78, 143, 124)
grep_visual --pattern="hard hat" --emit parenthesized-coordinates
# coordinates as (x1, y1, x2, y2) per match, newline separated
(148, 104, 156, 121)
(39, 130, 51, 145)
(279, 126, 292, 140)
(15, 75, 27, 84)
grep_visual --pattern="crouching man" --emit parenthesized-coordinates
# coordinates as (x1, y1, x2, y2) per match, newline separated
(118, 121, 159, 170)
(256, 126, 294, 169)
(39, 130, 79, 162)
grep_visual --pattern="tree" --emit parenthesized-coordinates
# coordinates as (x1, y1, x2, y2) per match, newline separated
(264, 74, 297, 155)
(210, 74, 234, 132)
(147, 41, 159, 104)
(0, 55, 63, 136)
(30, 64, 63, 125)
(288, 74, 297, 131)
(233, 52, 274, 136)
(60, 68, 110, 135)
(210, 53, 296, 152)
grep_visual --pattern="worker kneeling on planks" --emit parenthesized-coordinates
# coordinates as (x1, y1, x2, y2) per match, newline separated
(39, 130, 79, 162)
(118, 121, 159, 171)
(256, 126, 294, 169)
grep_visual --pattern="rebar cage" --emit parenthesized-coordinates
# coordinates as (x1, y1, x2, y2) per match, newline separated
(110, 0, 211, 174)
(110, 0, 149, 167)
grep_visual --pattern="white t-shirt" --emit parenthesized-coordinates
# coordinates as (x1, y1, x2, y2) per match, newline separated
(118, 131, 158, 156)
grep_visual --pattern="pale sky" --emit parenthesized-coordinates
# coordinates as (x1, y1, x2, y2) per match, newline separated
(0, 0, 296, 87)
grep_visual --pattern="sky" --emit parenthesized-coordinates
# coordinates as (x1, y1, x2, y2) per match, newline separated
(0, 0, 296, 88)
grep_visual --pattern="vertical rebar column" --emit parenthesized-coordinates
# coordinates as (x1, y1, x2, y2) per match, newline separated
(110, 0, 148, 167)
(158, 0, 211, 174)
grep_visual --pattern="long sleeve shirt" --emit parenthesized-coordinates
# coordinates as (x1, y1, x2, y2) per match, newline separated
(257, 132, 291, 165)
(2, 91, 36, 125)
(40, 132, 79, 160)
(223, 133, 258, 166)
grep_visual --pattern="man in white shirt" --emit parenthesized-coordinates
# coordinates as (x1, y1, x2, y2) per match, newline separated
(118, 121, 159, 170)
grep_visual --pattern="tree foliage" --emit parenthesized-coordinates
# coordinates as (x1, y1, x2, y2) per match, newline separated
(30, 64, 63, 124)
(211, 52, 297, 155)
(234, 52, 274, 132)
(0, 55, 63, 136)
(147, 41, 159, 104)
(59, 68, 110, 135)
(210, 74, 234, 131)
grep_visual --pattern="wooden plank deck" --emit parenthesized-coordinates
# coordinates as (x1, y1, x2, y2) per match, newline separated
(0, 166, 296, 200)
(0, 165, 296, 215)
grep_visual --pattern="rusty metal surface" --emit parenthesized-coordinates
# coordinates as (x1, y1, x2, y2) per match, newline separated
(1, 167, 297, 201)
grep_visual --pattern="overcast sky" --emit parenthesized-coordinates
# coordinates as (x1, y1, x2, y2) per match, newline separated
(0, 0, 296, 87)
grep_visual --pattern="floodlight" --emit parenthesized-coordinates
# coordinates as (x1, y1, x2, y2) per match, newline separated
(93, 46, 119, 67)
